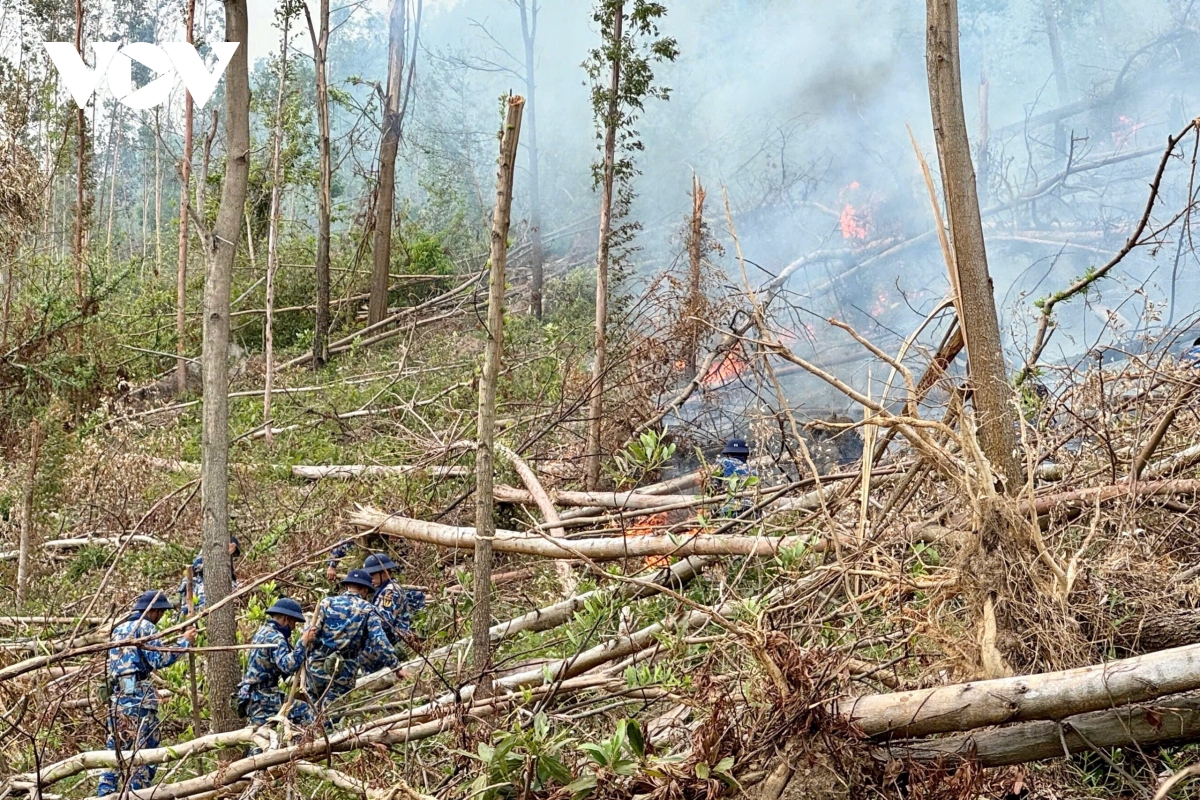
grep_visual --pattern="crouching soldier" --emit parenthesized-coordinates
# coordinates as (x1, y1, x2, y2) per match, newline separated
(97, 591, 196, 797)
(236, 597, 316, 748)
(363, 552, 425, 648)
(304, 569, 398, 716)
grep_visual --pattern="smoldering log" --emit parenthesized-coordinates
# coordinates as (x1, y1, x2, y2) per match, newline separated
(836, 641, 1200, 738)
(347, 507, 822, 559)
(875, 690, 1200, 768)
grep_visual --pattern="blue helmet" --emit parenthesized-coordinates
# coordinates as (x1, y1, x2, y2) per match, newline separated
(341, 568, 376, 591)
(722, 438, 750, 458)
(264, 597, 306, 622)
(363, 553, 399, 575)
(131, 590, 174, 612)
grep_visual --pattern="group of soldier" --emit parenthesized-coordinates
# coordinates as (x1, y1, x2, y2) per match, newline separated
(98, 542, 424, 797)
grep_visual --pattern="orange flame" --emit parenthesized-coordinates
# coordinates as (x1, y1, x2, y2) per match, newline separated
(838, 181, 871, 241)
(701, 346, 748, 389)
(1112, 114, 1146, 149)
(629, 513, 670, 569)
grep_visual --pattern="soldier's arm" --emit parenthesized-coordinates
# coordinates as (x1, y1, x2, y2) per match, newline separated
(141, 631, 190, 670)
(275, 635, 307, 676)
(365, 612, 399, 669)
(326, 538, 354, 569)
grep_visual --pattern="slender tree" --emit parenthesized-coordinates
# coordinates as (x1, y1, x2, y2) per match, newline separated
(925, 0, 1020, 491)
(517, 0, 544, 318)
(368, 0, 408, 326)
(199, 0, 251, 734)
(306, 0, 332, 366)
(176, 0, 196, 397)
(264, 4, 294, 442)
(72, 0, 88, 350)
(474, 95, 525, 695)
(582, 0, 677, 490)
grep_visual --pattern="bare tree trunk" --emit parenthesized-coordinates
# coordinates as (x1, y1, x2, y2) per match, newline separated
(686, 173, 705, 374)
(368, 0, 406, 327)
(199, 0, 250, 735)
(519, 0, 544, 319)
(584, 1, 622, 491)
(141, 152, 148, 263)
(926, 0, 1020, 491)
(73, 0, 86, 351)
(155, 106, 163, 276)
(1041, 0, 1070, 157)
(264, 13, 291, 444)
(177, 0, 196, 398)
(473, 96, 525, 696)
(197, 110, 217, 213)
(16, 421, 43, 606)
(103, 110, 120, 262)
(309, 0, 332, 367)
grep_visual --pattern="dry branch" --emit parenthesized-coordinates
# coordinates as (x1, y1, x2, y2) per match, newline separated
(348, 507, 818, 559)
(291, 464, 469, 479)
(838, 641, 1200, 738)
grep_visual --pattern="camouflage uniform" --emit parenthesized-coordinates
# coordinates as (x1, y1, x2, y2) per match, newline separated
(96, 616, 191, 797)
(176, 555, 239, 614)
(236, 619, 314, 727)
(304, 592, 398, 713)
(326, 539, 356, 574)
(713, 456, 753, 517)
(372, 579, 425, 646)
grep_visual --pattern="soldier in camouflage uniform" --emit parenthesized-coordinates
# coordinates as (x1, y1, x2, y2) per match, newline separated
(177, 535, 240, 614)
(97, 590, 196, 797)
(303, 569, 398, 716)
(363, 553, 425, 647)
(236, 597, 316, 746)
(713, 438, 754, 517)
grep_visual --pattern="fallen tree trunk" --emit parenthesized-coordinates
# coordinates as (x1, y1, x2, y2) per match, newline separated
(0, 535, 164, 561)
(347, 507, 819, 559)
(837, 641, 1200, 738)
(292, 464, 469, 480)
(1029, 478, 1200, 516)
(876, 690, 1200, 767)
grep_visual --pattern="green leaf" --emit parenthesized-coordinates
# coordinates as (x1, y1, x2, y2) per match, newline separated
(714, 756, 735, 775)
(539, 755, 573, 786)
(695, 763, 710, 780)
(566, 773, 598, 800)
(625, 718, 645, 758)
(579, 743, 608, 766)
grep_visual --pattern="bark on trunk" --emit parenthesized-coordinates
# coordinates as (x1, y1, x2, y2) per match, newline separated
(197, 110, 217, 213)
(519, 0, 544, 318)
(155, 106, 163, 275)
(835, 641, 1200, 738)
(347, 508, 818, 559)
(15, 421, 43, 606)
(473, 96, 525, 695)
(264, 13, 290, 443)
(926, 0, 1020, 491)
(1041, 0, 1070, 157)
(584, 2, 623, 491)
(199, 0, 250, 735)
(686, 173, 705, 374)
(311, 0, 332, 367)
(876, 690, 1200, 768)
(176, 0, 196, 398)
(72, 0, 86, 350)
(368, 0, 407, 326)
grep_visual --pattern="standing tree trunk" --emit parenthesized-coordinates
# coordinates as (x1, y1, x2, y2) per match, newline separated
(926, 0, 1020, 492)
(104, 112, 121, 261)
(73, 0, 87, 351)
(176, 0, 196, 398)
(197, 110, 217, 213)
(154, 106, 163, 276)
(368, 0, 407, 326)
(977, 60, 990, 209)
(199, 0, 250, 735)
(519, 0, 544, 319)
(584, 1, 623, 491)
(16, 421, 43, 606)
(473, 96, 525, 696)
(685, 173, 705, 374)
(1041, 0, 1070, 158)
(309, 0, 332, 367)
(264, 12, 291, 443)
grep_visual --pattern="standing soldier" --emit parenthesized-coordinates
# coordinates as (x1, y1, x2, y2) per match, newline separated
(303, 569, 398, 715)
(97, 591, 196, 797)
(178, 535, 241, 613)
(236, 597, 316, 745)
(712, 438, 754, 517)
(363, 552, 425, 647)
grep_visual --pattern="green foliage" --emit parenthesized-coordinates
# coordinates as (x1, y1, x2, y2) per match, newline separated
(66, 545, 111, 581)
(568, 719, 646, 798)
(461, 712, 575, 800)
(608, 427, 675, 487)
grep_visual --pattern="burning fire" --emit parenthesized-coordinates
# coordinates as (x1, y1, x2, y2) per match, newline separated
(629, 513, 670, 569)
(838, 181, 872, 241)
(1112, 114, 1146, 149)
(701, 345, 748, 389)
